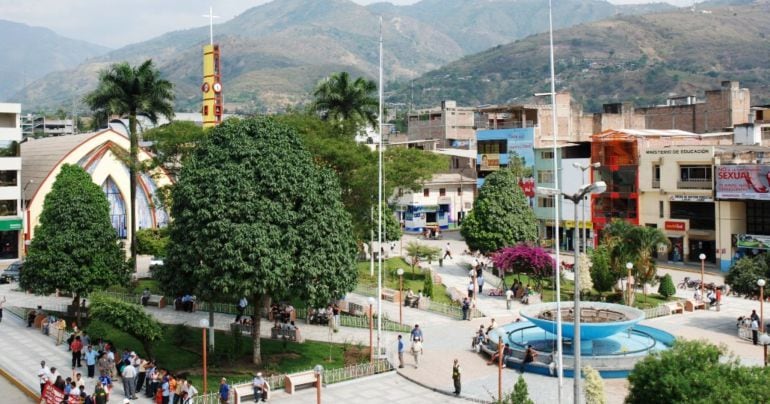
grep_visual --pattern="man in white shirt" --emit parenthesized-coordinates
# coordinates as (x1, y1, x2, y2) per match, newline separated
(36, 360, 50, 394)
(121, 359, 137, 399)
(252, 372, 267, 402)
(236, 297, 248, 323)
(505, 289, 513, 310)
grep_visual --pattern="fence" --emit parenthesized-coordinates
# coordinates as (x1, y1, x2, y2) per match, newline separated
(642, 304, 671, 320)
(353, 284, 482, 320)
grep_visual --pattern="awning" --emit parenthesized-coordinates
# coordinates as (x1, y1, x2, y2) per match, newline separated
(0, 218, 21, 232)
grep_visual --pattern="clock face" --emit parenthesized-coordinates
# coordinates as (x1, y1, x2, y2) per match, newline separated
(213, 82, 222, 93)
(201, 82, 210, 93)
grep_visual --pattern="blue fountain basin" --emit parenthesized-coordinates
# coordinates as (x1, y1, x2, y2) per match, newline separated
(519, 301, 645, 341)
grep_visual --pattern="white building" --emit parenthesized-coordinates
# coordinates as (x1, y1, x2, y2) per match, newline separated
(0, 104, 23, 262)
(391, 172, 475, 233)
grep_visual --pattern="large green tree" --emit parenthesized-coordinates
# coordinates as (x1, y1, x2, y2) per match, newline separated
(726, 256, 770, 298)
(461, 169, 537, 254)
(20, 165, 128, 323)
(89, 294, 163, 358)
(84, 59, 174, 271)
(141, 120, 206, 181)
(626, 340, 770, 403)
(161, 117, 358, 365)
(312, 71, 378, 136)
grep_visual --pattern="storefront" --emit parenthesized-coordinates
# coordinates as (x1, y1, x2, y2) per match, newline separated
(0, 218, 21, 260)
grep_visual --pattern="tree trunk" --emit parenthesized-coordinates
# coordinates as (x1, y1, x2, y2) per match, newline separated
(72, 294, 81, 327)
(251, 293, 263, 365)
(129, 112, 138, 273)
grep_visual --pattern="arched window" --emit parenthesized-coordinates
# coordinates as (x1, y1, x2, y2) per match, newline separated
(102, 177, 127, 239)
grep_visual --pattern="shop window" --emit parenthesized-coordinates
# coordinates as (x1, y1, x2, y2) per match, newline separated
(0, 200, 17, 216)
(0, 230, 18, 259)
(670, 201, 714, 230)
(0, 171, 17, 187)
(423, 188, 430, 197)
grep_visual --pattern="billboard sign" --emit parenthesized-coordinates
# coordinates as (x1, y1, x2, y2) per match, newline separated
(716, 165, 770, 200)
(736, 234, 770, 251)
(480, 154, 500, 171)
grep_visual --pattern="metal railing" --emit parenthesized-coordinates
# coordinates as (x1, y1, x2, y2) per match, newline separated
(643, 303, 673, 320)
(353, 284, 481, 320)
(322, 359, 393, 384)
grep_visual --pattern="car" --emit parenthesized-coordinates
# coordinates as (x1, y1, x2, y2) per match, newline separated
(2, 261, 22, 282)
(150, 257, 164, 267)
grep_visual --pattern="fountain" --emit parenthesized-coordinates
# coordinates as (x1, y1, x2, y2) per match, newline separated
(487, 302, 675, 378)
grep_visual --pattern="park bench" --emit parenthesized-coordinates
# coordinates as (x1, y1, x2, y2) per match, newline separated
(233, 381, 270, 403)
(146, 295, 166, 309)
(347, 302, 363, 316)
(684, 299, 705, 312)
(663, 301, 684, 315)
(270, 327, 301, 342)
(381, 288, 401, 303)
(284, 370, 318, 394)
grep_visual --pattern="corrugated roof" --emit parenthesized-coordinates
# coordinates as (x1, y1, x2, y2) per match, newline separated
(21, 130, 119, 200)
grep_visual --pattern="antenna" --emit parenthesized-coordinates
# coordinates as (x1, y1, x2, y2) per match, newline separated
(202, 6, 220, 45)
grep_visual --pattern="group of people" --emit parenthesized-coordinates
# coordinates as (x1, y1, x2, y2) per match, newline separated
(307, 303, 341, 329)
(738, 309, 762, 345)
(396, 324, 425, 369)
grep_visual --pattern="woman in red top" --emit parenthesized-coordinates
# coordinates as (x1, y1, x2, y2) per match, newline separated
(70, 336, 83, 368)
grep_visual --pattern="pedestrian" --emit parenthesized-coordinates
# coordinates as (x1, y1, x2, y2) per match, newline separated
(478, 274, 485, 295)
(0, 295, 5, 323)
(461, 298, 470, 321)
(36, 360, 50, 394)
(443, 242, 452, 260)
(397, 335, 405, 368)
(467, 280, 474, 299)
(410, 324, 423, 342)
(751, 317, 759, 345)
(93, 383, 108, 404)
(218, 378, 230, 404)
(27, 306, 40, 327)
(252, 372, 267, 402)
(505, 288, 513, 310)
(71, 336, 83, 368)
(411, 340, 423, 368)
(333, 303, 341, 330)
(452, 359, 461, 396)
(235, 297, 247, 323)
(121, 360, 137, 399)
(520, 345, 538, 373)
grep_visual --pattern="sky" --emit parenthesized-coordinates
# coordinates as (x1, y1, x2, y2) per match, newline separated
(1, 0, 694, 48)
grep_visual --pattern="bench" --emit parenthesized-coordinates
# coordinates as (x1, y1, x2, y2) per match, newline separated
(663, 301, 684, 314)
(347, 302, 363, 316)
(146, 295, 166, 309)
(284, 370, 318, 394)
(684, 299, 705, 312)
(233, 381, 270, 403)
(381, 288, 401, 303)
(271, 327, 301, 342)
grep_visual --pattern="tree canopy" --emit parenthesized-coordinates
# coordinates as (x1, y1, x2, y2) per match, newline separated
(141, 120, 206, 180)
(626, 340, 770, 403)
(89, 294, 163, 358)
(20, 164, 128, 321)
(311, 71, 378, 136)
(726, 255, 770, 298)
(589, 245, 616, 296)
(84, 59, 174, 269)
(159, 117, 358, 364)
(461, 169, 537, 254)
(491, 243, 555, 289)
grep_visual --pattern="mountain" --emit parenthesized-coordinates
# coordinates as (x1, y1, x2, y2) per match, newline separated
(0, 20, 110, 101)
(393, 1, 770, 111)
(13, 0, 673, 113)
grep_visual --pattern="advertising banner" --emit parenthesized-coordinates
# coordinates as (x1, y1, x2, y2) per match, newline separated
(736, 234, 770, 251)
(479, 154, 500, 171)
(716, 165, 770, 200)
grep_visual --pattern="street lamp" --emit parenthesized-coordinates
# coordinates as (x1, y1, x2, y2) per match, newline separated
(625, 262, 633, 306)
(538, 180, 607, 404)
(314, 364, 324, 404)
(397, 268, 404, 325)
(757, 279, 767, 366)
(21, 179, 34, 257)
(572, 162, 600, 253)
(699, 253, 706, 300)
(368, 296, 375, 363)
(199, 318, 209, 395)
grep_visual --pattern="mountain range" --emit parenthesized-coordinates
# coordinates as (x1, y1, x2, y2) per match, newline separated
(9, 0, 673, 113)
(0, 20, 109, 101)
(392, 0, 770, 110)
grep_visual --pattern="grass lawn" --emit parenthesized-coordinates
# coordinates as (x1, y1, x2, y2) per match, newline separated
(356, 257, 455, 305)
(86, 319, 368, 390)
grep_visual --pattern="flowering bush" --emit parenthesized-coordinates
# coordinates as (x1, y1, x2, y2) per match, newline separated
(492, 243, 556, 288)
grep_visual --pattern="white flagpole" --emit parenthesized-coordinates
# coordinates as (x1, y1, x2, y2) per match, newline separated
(377, 15, 384, 361)
(548, 0, 564, 402)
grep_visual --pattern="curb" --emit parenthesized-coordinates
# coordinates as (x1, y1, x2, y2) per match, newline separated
(0, 367, 39, 402)
(395, 369, 493, 403)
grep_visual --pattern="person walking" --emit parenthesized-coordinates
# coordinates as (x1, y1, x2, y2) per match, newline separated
(397, 335, 405, 369)
(452, 359, 461, 396)
(410, 324, 423, 343)
(467, 280, 474, 299)
(36, 360, 50, 394)
(411, 340, 423, 368)
(751, 317, 759, 345)
(218, 378, 230, 404)
(85, 346, 98, 378)
(478, 274, 485, 295)
(0, 295, 6, 323)
(235, 297, 248, 323)
(443, 242, 452, 260)
(505, 289, 513, 310)
(461, 298, 470, 321)
(71, 336, 83, 369)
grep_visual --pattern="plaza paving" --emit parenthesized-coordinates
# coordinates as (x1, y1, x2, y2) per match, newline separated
(0, 235, 766, 404)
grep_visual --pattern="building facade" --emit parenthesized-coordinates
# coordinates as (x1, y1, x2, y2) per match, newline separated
(392, 173, 475, 232)
(0, 104, 22, 262)
(407, 100, 475, 149)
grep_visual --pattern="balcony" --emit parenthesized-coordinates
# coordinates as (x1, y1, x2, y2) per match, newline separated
(677, 179, 712, 190)
(652, 180, 660, 189)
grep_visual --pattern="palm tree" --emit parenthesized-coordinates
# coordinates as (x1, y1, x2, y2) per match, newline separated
(84, 60, 174, 271)
(312, 72, 378, 135)
(629, 226, 669, 304)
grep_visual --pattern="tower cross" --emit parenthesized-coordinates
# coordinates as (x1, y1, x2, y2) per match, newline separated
(202, 6, 220, 45)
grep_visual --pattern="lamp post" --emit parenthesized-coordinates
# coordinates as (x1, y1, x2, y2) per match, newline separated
(699, 253, 706, 300)
(625, 262, 633, 306)
(199, 318, 209, 395)
(497, 336, 503, 403)
(538, 180, 607, 404)
(368, 296, 375, 363)
(572, 162, 600, 252)
(397, 268, 404, 325)
(21, 179, 33, 257)
(314, 364, 324, 404)
(757, 279, 767, 366)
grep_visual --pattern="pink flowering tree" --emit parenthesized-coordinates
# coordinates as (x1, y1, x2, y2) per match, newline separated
(492, 243, 556, 290)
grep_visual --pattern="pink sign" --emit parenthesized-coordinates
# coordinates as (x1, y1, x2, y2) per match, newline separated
(716, 165, 770, 200)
